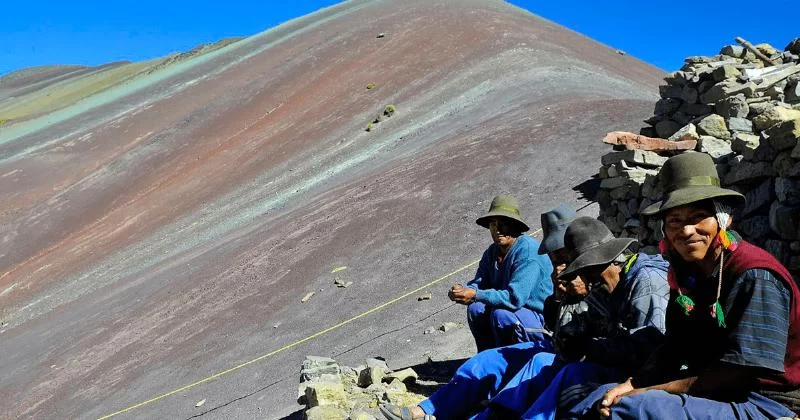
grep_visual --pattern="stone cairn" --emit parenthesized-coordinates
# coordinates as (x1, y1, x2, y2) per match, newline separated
(299, 356, 424, 420)
(598, 37, 800, 275)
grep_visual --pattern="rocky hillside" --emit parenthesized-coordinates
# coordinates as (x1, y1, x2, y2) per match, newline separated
(0, 1, 662, 418)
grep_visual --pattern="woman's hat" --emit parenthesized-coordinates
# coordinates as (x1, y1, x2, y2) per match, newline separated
(558, 216, 634, 279)
(641, 152, 744, 216)
(476, 195, 530, 233)
(538, 204, 577, 255)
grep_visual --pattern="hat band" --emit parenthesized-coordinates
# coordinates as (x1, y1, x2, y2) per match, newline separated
(490, 205, 520, 216)
(668, 175, 720, 190)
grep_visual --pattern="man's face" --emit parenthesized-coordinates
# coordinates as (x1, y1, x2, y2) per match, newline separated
(578, 263, 619, 294)
(663, 202, 720, 263)
(549, 248, 588, 298)
(488, 217, 517, 247)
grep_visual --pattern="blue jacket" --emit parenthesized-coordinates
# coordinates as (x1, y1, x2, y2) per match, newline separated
(585, 252, 670, 369)
(467, 235, 553, 313)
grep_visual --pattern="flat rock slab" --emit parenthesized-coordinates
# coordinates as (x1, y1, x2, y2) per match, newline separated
(603, 131, 696, 152)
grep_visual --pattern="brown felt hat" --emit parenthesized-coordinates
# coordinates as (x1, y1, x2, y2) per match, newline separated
(641, 152, 744, 216)
(558, 217, 634, 279)
(476, 195, 530, 233)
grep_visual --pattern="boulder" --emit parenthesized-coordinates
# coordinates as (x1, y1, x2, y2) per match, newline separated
(787, 38, 800, 55)
(357, 366, 385, 388)
(668, 124, 701, 142)
(601, 150, 668, 168)
(738, 216, 771, 240)
(712, 65, 741, 82)
(655, 120, 682, 138)
(724, 161, 776, 185)
(304, 406, 348, 420)
(769, 202, 800, 240)
(698, 136, 733, 161)
(753, 141, 779, 162)
(776, 178, 800, 205)
(302, 357, 341, 382)
(774, 152, 796, 177)
(727, 117, 753, 133)
(789, 161, 800, 177)
(753, 106, 800, 131)
(659, 84, 683, 99)
(731, 132, 761, 161)
(716, 94, 750, 118)
(764, 119, 800, 151)
(678, 102, 714, 117)
(384, 368, 419, 384)
(305, 381, 348, 408)
(701, 80, 755, 104)
(720, 45, 745, 58)
(350, 411, 378, 420)
(766, 239, 792, 266)
(755, 43, 780, 58)
(603, 131, 697, 151)
(697, 114, 730, 139)
(654, 98, 682, 115)
(786, 80, 800, 103)
(741, 179, 775, 216)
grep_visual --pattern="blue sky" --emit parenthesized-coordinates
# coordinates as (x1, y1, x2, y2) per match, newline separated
(1, 1, 797, 76)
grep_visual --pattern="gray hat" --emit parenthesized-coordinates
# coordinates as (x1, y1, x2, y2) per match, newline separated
(641, 152, 744, 216)
(538, 204, 577, 255)
(557, 217, 634, 279)
(476, 195, 530, 233)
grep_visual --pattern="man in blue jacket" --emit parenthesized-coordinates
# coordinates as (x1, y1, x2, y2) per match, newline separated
(449, 194, 554, 351)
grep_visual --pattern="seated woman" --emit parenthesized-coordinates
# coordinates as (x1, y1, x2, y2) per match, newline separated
(566, 152, 799, 419)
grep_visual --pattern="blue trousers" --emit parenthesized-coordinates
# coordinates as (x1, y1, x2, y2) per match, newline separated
(467, 301, 548, 352)
(564, 382, 795, 420)
(470, 352, 561, 418)
(521, 361, 623, 420)
(418, 341, 552, 419)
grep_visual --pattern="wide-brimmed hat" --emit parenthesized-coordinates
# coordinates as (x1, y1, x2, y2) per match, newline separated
(558, 217, 634, 279)
(476, 195, 530, 233)
(641, 152, 744, 216)
(538, 204, 577, 255)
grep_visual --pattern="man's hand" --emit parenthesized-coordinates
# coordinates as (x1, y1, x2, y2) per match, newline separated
(449, 284, 476, 305)
(597, 379, 635, 417)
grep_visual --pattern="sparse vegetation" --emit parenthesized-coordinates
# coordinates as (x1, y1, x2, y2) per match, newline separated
(383, 104, 396, 117)
(372, 114, 382, 124)
(366, 83, 377, 90)
(365, 122, 373, 132)
(0, 119, 10, 127)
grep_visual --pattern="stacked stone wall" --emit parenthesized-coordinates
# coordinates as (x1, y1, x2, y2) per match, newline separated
(598, 38, 800, 275)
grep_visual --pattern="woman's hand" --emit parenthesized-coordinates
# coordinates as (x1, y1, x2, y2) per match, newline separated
(597, 379, 635, 417)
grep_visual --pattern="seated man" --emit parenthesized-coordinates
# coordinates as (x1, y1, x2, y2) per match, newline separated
(380, 204, 578, 420)
(449, 195, 554, 351)
(567, 153, 799, 419)
(478, 217, 670, 419)
(381, 210, 670, 420)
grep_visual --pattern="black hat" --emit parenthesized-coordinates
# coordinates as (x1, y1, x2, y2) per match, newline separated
(557, 217, 634, 279)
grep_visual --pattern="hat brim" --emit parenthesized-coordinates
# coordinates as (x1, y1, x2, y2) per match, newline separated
(558, 237, 634, 279)
(538, 226, 567, 255)
(641, 186, 744, 216)
(476, 212, 530, 232)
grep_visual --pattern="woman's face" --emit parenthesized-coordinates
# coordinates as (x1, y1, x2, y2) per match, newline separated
(663, 203, 720, 263)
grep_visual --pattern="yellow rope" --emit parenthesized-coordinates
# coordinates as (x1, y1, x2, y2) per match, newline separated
(98, 228, 542, 419)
